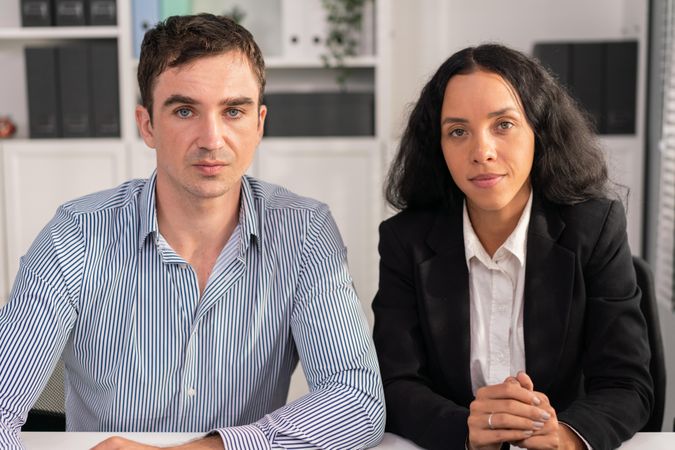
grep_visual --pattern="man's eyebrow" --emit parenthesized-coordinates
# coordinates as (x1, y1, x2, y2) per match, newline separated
(221, 96, 255, 107)
(441, 107, 520, 125)
(162, 95, 256, 108)
(163, 94, 197, 108)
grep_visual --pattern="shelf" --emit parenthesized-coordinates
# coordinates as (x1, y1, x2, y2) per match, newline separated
(127, 55, 378, 69)
(265, 55, 377, 69)
(0, 26, 119, 40)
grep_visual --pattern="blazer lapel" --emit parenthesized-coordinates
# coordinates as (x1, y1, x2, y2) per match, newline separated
(418, 208, 474, 405)
(524, 197, 576, 391)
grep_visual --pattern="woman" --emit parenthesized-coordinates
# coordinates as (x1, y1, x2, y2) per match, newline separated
(373, 44, 653, 450)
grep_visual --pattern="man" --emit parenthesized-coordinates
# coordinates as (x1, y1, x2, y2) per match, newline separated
(0, 14, 384, 450)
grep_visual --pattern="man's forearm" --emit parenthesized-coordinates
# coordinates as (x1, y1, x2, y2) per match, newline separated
(91, 434, 224, 450)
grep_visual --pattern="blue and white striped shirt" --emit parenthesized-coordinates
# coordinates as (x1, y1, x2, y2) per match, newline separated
(0, 173, 385, 449)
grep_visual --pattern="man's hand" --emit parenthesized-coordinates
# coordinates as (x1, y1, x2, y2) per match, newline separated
(467, 374, 551, 450)
(90, 435, 224, 450)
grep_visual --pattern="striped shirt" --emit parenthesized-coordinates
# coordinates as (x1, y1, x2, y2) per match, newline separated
(0, 173, 385, 449)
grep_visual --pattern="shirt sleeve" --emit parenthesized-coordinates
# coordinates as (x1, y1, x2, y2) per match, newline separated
(559, 422, 592, 450)
(214, 204, 385, 450)
(0, 208, 83, 449)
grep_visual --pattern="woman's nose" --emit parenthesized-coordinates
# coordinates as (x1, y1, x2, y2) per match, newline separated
(471, 132, 497, 163)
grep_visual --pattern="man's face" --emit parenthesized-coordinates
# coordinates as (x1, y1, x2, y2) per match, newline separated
(136, 51, 266, 204)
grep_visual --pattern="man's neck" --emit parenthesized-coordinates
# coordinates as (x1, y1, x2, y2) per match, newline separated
(155, 179, 242, 294)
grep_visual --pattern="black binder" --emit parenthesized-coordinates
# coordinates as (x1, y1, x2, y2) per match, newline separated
(569, 43, 606, 132)
(89, 40, 120, 137)
(55, 0, 86, 26)
(605, 41, 638, 134)
(88, 0, 117, 26)
(532, 43, 570, 87)
(533, 40, 638, 136)
(25, 47, 61, 138)
(264, 92, 375, 137)
(58, 44, 92, 137)
(21, 0, 53, 27)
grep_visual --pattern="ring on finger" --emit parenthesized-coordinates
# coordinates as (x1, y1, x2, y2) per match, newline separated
(488, 412, 494, 430)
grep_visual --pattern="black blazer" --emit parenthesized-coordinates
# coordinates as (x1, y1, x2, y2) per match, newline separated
(372, 196, 653, 450)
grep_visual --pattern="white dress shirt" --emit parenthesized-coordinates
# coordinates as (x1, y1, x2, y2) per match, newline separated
(464, 194, 532, 394)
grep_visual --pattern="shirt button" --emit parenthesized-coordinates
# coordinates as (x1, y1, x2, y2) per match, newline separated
(187, 387, 196, 397)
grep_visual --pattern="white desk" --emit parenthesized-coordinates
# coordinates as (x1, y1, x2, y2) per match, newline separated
(21, 431, 423, 449)
(20, 431, 675, 449)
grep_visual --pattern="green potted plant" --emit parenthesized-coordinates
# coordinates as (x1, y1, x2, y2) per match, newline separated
(320, 0, 371, 89)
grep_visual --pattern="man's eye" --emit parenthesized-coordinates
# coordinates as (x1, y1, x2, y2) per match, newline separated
(226, 109, 241, 118)
(176, 108, 192, 118)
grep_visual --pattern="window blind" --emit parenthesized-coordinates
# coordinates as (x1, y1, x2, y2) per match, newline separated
(655, 0, 675, 309)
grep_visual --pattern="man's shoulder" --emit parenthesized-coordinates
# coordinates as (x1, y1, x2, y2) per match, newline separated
(246, 176, 328, 214)
(60, 178, 146, 213)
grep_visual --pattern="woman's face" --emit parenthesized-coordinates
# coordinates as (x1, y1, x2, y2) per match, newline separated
(440, 70, 535, 221)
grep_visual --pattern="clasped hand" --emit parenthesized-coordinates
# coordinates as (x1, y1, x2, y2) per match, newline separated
(467, 372, 582, 450)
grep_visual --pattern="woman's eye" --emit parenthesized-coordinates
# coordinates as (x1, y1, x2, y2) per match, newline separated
(498, 121, 514, 130)
(450, 128, 466, 137)
(176, 108, 192, 118)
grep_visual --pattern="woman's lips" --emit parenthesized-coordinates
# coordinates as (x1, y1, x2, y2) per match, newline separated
(469, 174, 504, 188)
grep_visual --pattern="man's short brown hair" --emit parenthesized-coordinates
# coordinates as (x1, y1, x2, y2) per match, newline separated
(137, 13, 266, 119)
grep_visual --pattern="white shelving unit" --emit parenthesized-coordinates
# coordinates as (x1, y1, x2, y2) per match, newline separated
(0, 0, 392, 319)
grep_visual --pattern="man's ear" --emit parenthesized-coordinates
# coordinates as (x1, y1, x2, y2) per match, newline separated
(257, 104, 267, 140)
(136, 105, 156, 148)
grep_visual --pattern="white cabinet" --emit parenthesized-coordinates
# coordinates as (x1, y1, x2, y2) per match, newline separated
(256, 138, 382, 325)
(2, 140, 127, 285)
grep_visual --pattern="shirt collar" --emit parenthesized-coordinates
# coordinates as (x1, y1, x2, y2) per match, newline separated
(138, 171, 158, 251)
(463, 191, 533, 267)
(137, 172, 260, 252)
(238, 175, 260, 253)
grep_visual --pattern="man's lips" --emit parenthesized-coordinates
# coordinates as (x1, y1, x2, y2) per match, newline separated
(469, 173, 504, 188)
(194, 162, 226, 175)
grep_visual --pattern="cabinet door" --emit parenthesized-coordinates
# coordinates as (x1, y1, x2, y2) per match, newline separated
(256, 138, 381, 324)
(129, 140, 157, 180)
(2, 140, 126, 288)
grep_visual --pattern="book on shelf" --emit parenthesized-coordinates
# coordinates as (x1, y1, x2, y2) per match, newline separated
(21, 0, 53, 27)
(90, 40, 120, 137)
(88, 0, 117, 26)
(54, 0, 87, 26)
(58, 44, 92, 137)
(25, 47, 62, 138)
(24, 41, 120, 139)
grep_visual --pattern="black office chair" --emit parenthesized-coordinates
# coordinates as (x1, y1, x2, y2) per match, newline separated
(21, 359, 66, 431)
(632, 256, 666, 432)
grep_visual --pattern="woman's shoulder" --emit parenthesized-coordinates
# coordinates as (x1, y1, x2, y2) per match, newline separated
(381, 206, 459, 233)
(555, 197, 625, 229)
(546, 197, 628, 255)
